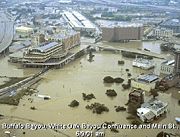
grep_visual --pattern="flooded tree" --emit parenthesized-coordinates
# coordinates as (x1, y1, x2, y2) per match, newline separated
(103, 76, 114, 83)
(68, 100, 79, 107)
(106, 89, 117, 97)
(150, 89, 159, 99)
(82, 93, 96, 100)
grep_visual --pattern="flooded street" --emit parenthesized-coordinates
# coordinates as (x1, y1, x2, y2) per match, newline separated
(0, 40, 179, 137)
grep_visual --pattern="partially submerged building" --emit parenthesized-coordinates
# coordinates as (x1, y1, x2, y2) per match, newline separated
(23, 42, 66, 63)
(131, 74, 159, 92)
(160, 50, 180, 87)
(137, 99, 168, 122)
(153, 28, 173, 38)
(128, 89, 145, 114)
(160, 60, 174, 75)
(132, 58, 155, 70)
(101, 23, 143, 42)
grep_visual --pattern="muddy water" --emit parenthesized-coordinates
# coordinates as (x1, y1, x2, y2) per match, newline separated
(0, 40, 180, 137)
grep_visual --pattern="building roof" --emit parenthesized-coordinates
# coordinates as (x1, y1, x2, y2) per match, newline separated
(137, 108, 155, 120)
(137, 99, 168, 119)
(141, 99, 168, 112)
(16, 26, 33, 33)
(32, 42, 59, 52)
(64, 11, 95, 29)
(52, 30, 79, 40)
(162, 60, 175, 66)
(137, 74, 159, 83)
(101, 22, 143, 28)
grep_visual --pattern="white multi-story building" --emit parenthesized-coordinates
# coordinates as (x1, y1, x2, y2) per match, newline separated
(137, 99, 168, 122)
(153, 28, 173, 38)
(160, 60, 174, 75)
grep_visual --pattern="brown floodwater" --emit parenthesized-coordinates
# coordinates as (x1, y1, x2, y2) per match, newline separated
(0, 39, 179, 137)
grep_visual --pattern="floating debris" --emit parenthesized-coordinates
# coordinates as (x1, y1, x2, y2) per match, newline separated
(103, 122, 119, 133)
(118, 60, 125, 65)
(126, 115, 136, 120)
(128, 73, 132, 77)
(131, 120, 142, 126)
(68, 100, 79, 107)
(30, 106, 36, 110)
(110, 128, 119, 133)
(115, 106, 126, 112)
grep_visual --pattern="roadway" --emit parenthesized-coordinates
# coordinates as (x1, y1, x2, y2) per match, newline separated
(97, 45, 165, 59)
(0, 12, 14, 53)
(86, 0, 180, 13)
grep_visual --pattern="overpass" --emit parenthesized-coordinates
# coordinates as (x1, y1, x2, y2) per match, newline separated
(0, 12, 14, 54)
(97, 45, 165, 59)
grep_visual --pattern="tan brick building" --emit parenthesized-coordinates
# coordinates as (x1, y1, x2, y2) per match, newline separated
(101, 24, 143, 42)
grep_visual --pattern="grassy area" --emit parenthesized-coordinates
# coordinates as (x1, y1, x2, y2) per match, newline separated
(0, 88, 35, 106)
(0, 77, 27, 89)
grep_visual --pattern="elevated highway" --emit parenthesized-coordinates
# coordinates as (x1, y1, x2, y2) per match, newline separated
(0, 12, 14, 54)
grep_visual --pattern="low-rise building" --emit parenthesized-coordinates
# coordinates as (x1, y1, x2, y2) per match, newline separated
(137, 99, 168, 122)
(153, 28, 173, 38)
(15, 26, 34, 38)
(131, 74, 159, 92)
(63, 11, 96, 34)
(132, 58, 155, 70)
(160, 60, 174, 75)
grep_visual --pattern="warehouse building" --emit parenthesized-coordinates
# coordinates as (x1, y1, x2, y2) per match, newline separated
(101, 23, 143, 42)
(63, 11, 96, 34)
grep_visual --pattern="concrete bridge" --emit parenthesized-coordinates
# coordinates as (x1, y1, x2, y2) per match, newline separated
(97, 45, 165, 59)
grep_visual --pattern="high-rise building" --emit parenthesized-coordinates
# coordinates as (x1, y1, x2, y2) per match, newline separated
(174, 49, 180, 74)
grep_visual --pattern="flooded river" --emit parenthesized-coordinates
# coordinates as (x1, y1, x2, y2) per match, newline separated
(0, 39, 179, 137)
